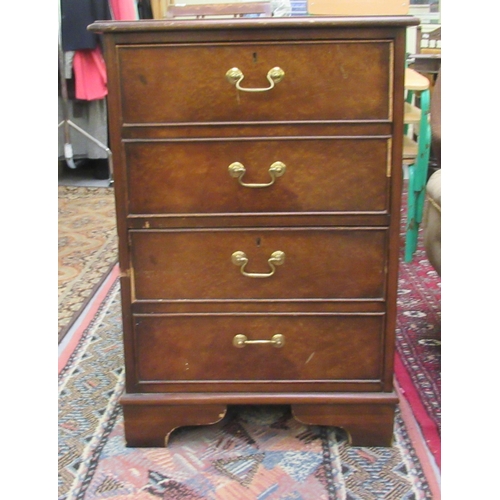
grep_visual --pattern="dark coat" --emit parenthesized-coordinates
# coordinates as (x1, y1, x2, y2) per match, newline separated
(61, 0, 111, 51)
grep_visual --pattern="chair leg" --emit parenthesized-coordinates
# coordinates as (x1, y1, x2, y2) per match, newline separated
(404, 90, 414, 136)
(414, 91, 431, 225)
(405, 164, 418, 262)
(405, 89, 432, 262)
(415, 185, 427, 224)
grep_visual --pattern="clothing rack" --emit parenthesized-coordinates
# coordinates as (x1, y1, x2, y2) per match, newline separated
(58, 0, 114, 185)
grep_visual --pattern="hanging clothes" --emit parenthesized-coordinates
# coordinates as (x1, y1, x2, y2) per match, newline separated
(60, 0, 114, 101)
(109, 0, 139, 20)
(73, 47, 108, 101)
(137, 0, 153, 19)
(59, 0, 112, 162)
(58, 98, 109, 160)
(60, 0, 112, 51)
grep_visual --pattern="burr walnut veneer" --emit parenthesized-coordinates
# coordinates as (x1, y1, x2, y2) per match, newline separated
(89, 16, 418, 447)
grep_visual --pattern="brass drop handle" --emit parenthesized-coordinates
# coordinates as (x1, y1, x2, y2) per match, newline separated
(233, 333, 285, 348)
(228, 161, 286, 188)
(225, 67, 285, 92)
(231, 250, 285, 278)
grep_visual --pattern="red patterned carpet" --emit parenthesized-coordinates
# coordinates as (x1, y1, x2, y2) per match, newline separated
(395, 183, 441, 468)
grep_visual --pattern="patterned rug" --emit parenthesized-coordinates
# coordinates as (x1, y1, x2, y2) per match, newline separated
(395, 185, 441, 468)
(59, 279, 440, 500)
(58, 186, 118, 342)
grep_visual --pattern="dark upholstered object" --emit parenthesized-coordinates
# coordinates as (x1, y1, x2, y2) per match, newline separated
(423, 170, 441, 275)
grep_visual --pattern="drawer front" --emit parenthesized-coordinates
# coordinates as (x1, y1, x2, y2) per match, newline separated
(130, 228, 387, 300)
(118, 41, 392, 124)
(126, 138, 390, 214)
(134, 314, 384, 383)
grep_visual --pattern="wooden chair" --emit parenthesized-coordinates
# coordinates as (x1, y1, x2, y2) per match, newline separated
(165, 2, 272, 18)
(403, 68, 432, 262)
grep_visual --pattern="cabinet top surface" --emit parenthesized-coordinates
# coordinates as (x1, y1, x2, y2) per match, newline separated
(88, 15, 419, 34)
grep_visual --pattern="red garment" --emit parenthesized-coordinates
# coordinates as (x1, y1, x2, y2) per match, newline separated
(73, 47, 107, 101)
(109, 0, 138, 20)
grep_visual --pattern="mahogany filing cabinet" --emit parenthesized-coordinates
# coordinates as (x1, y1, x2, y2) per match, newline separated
(89, 16, 419, 447)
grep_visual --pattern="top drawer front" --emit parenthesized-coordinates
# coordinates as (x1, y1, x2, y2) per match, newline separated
(118, 41, 392, 124)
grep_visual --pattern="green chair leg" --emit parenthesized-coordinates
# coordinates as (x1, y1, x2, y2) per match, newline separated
(414, 90, 431, 224)
(405, 165, 418, 262)
(404, 87, 431, 262)
(415, 188, 427, 225)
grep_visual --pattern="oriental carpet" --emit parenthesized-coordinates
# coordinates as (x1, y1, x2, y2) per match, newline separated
(58, 279, 440, 500)
(395, 185, 441, 468)
(58, 186, 118, 342)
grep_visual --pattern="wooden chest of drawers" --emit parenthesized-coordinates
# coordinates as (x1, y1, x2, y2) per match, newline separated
(90, 16, 418, 447)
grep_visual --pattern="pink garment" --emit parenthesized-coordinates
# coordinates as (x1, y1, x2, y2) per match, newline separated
(73, 47, 107, 101)
(109, 0, 138, 20)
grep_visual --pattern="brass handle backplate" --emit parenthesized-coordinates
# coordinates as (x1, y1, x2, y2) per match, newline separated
(233, 333, 285, 348)
(228, 161, 286, 188)
(225, 67, 285, 92)
(231, 250, 285, 278)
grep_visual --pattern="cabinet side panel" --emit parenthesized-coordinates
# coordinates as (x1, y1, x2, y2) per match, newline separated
(383, 29, 407, 391)
(102, 34, 136, 392)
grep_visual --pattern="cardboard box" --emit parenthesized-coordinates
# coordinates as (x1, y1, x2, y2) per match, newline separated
(307, 0, 409, 16)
